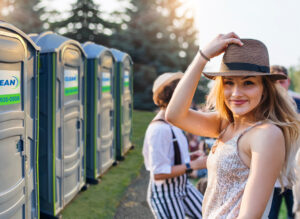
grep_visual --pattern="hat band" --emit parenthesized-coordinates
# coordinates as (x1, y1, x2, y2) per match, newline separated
(224, 62, 270, 73)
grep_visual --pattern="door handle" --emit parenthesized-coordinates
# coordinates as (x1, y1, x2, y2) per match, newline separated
(16, 139, 25, 156)
(77, 120, 81, 129)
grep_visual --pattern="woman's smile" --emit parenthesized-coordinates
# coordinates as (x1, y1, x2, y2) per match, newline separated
(230, 99, 248, 106)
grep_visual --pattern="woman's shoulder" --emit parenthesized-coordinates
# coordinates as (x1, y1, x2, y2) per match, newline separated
(253, 122, 283, 136)
(248, 121, 285, 153)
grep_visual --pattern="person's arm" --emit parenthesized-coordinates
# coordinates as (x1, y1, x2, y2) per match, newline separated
(237, 124, 285, 219)
(166, 33, 243, 137)
(154, 156, 207, 180)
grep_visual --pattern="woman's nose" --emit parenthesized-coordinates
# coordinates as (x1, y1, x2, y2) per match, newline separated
(232, 85, 242, 96)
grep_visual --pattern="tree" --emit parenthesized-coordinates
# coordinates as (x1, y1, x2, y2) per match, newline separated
(112, 0, 206, 109)
(156, 0, 199, 69)
(289, 65, 300, 93)
(156, 0, 207, 105)
(48, 0, 120, 46)
(2, 0, 44, 34)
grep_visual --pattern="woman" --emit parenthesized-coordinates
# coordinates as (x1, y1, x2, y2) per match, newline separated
(143, 72, 207, 219)
(166, 33, 300, 218)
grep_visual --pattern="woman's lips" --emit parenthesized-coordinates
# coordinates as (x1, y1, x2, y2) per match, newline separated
(230, 100, 247, 105)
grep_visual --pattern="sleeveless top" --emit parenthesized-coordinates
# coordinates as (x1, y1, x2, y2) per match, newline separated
(202, 121, 273, 219)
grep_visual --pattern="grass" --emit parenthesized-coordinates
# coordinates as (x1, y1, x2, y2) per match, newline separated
(61, 110, 155, 219)
(279, 201, 287, 219)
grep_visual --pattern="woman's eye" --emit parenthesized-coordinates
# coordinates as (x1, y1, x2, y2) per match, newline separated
(224, 81, 233, 85)
(244, 81, 254, 85)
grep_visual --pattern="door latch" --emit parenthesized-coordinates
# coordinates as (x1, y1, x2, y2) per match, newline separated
(77, 120, 81, 129)
(16, 139, 25, 156)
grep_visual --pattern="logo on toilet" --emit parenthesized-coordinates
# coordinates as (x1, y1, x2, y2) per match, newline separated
(64, 68, 79, 96)
(0, 70, 21, 105)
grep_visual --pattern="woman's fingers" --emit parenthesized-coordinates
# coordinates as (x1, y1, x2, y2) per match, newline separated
(224, 38, 244, 46)
(201, 32, 243, 59)
(223, 32, 243, 46)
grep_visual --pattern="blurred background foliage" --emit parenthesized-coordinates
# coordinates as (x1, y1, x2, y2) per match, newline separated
(2, 0, 300, 110)
(0, 0, 209, 110)
(289, 65, 300, 93)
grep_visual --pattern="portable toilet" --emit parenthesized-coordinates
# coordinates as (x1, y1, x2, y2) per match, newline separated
(82, 42, 115, 183)
(111, 49, 133, 160)
(0, 22, 40, 218)
(30, 32, 86, 216)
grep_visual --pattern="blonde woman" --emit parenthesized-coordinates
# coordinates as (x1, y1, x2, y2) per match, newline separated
(166, 33, 300, 218)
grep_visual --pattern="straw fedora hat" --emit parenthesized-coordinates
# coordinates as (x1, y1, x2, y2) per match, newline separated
(203, 39, 287, 80)
(152, 72, 184, 105)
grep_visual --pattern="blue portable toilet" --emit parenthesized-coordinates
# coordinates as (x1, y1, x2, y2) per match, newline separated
(30, 32, 87, 217)
(111, 49, 134, 160)
(0, 22, 40, 218)
(82, 42, 115, 183)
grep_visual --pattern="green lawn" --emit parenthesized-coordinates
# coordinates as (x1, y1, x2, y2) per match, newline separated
(61, 110, 155, 219)
(278, 201, 287, 219)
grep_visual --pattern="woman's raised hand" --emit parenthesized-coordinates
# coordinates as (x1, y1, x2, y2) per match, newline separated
(202, 32, 243, 59)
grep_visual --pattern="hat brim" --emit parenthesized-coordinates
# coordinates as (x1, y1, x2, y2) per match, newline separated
(202, 71, 287, 80)
(153, 73, 183, 105)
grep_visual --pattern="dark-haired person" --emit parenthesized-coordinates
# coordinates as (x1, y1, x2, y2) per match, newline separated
(269, 65, 300, 219)
(143, 72, 206, 219)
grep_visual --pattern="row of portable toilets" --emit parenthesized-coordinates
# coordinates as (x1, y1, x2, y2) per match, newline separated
(0, 21, 133, 218)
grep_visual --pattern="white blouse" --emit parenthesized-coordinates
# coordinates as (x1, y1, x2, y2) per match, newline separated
(142, 122, 190, 178)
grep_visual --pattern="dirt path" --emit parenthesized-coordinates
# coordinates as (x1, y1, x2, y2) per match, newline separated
(114, 165, 154, 219)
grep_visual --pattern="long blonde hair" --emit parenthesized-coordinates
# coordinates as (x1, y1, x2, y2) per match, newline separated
(207, 76, 300, 186)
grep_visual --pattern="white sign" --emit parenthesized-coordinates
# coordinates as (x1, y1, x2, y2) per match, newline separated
(102, 72, 111, 92)
(64, 68, 78, 96)
(124, 70, 129, 87)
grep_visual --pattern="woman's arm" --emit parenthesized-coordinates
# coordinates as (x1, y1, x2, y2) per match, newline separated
(237, 124, 285, 219)
(154, 155, 207, 180)
(166, 33, 243, 137)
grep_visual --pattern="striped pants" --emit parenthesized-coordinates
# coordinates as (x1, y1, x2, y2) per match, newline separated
(148, 174, 203, 219)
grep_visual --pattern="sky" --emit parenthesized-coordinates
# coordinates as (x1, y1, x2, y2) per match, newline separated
(195, 0, 300, 71)
(47, 0, 300, 71)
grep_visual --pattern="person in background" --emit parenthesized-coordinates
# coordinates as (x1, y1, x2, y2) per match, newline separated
(271, 65, 300, 112)
(293, 150, 300, 219)
(142, 72, 207, 219)
(186, 132, 201, 152)
(268, 65, 299, 219)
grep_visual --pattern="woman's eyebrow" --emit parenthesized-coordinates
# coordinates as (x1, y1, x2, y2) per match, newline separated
(242, 76, 255, 79)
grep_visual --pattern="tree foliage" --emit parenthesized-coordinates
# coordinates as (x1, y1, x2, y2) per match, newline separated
(1, 0, 44, 34)
(289, 65, 300, 93)
(47, 0, 120, 46)
(112, 0, 206, 109)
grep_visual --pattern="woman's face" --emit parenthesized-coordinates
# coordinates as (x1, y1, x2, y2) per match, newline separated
(223, 76, 264, 118)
